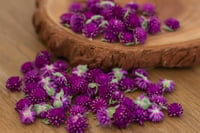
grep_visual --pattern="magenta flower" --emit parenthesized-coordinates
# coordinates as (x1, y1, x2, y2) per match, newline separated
(34, 51, 52, 69)
(6, 76, 22, 92)
(23, 83, 37, 94)
(147, 16, 161, 34)
(131, 68, 148, 79)
(120, 97, 135, 110)
(91, 98, 108, 113)
(53, 60, 69, 72)
(164, 18, 180, 31)
(109, 68, 128, 83)
(69, 3, 85, 13)
(60, 13, 73, 27)
(111, 90, 124, 101)
(69, 105, 87, 116)
(46, 107, 66, 127)
(83, 22, 100, 39)
(20, 61, 34, 74)
(70, 13, 85, 33)
(98, 84, 115, 100)
(148, 105, 164, 122)
(19, 105, 36, 124)
(103, 31, 118, 42)
(159, 79, 175, 93)
(33, 103, 53, 118)
(86, 68, 103, 82)
(135, 76, 151, 91)
(66, 114, 88, 133)
(73, 95, 91, 110)
(97, 107, 113, 127)
(72, 65, 88, 77)
(150, 95, 167, 107)
(124, 13, 140, 29)
(132, 106, 147, 125)
(106, 19, 125, 35)
(119, 31, 134, 45)
(135, 93, 152, 109)
(133, 27, 147, 44)
(167, 103, 183, 117)
(125, 2, 139, 12)
(119, 78, 136, 92)
(142, 3, 155, 16)
(147, 83, 163, 96)
(28, 87, 49, 104)
(95, 72, 111, 85)
(15, 98, 32, 112)
(24, 70, 39, 84)
(110, 5, 124, 20)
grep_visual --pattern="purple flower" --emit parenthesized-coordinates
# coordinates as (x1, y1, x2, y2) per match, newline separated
(113, 105, 132, 129)
(125, 2, 139, 12)
(6, 76, 22, 92)
(111, 90, 124, 101)
(100, 1, 115, 9)
(69, 3, 85, 13)
(87, 82, 99, 98)
(95, 72, 111, 85)
(124, 13, 140, 29)
(159, 79, 175, 93)
(69, 75, 88, 95)
(87, 0, 100, 8)
(101, 8, 113, 20)
(46, 107, 66, 127)
(119, 78, 136, 92)
(51, 72, 68, 87)
(148, 105, 164, 122)
(150, 95, 167, 107)
(167, 103, 183, 117)
(98, 84, 116, 100)
(38, 77, 56, 96)
(70, 13, 85, 33)
(87, 0, 102, 14)
(69, 105, 87, 116)
(110, 5, 124, 20)
(86, 68, 103, 82)
(91, 98, 108, 113)
(135, 94, 152, 109)
(66, 114, 88, 133)
(97, 107, 113, 127)
(33, 103, 53, 118)
(19, 105, 36, 124)
(147, 83, 163, 96)
(53, 60, 69, 72)
(131, 68, 148, 79)
(133, 27, 147, 44)
(73, 95, 91, 110)
(142, 3, 155, 16)
(23, 83, 37, 94)
(51, 90, 71, 109)
(84, 12, 94, 20)
(40, 64, 56, 77)
(72, 65, 88, 77)
(106, 19, 125, 35)
(28, 87, 49, 104)
(103, 31, 118, 42)
(119, 31, 134, 45)
(120, 97, 135, 110)
(147, 16, 161, 34)
(109, 68, 128, 83)
(60, 13, 73, 27)
(132, 106, 147, 125)
(24, 69, 40, 84)
(83, 22, 100, 39)
(20, 61, 34, 74)
(164, 18, 180, 31)
(86, 15, 105, 25)
(15, 98, 32, 112)
(135, 77, 151, 91)
(34, 51, 52, 69)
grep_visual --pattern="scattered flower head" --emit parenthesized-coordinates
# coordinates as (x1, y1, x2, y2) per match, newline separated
(167, 103, 183, 117)
(6, 76, 22, 92)
(148, 105, 164, 122)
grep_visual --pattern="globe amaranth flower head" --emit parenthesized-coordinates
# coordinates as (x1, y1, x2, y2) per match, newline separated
(53, 60, 69, 72)
(28, 87, 49, 104)
(39, 77, 56, 96)
(164, 18, 180, 31)
(133, 27, 147, 44)
(40, 64, 57, 77)
(33, 103, 53, 118)
(124, 13, 140, 29)
(135, 93, 152, 110)
(34, 51, 52, 69)
(119, 78, 136, 92)
(147, 16, 161, 34)
(159, 79, 175, 93)
(45, 107, 66, 127)
(98, 84, 115, 101)
(73, 95, 91, 110)
(142, 3, 155, 16)
(103, 31, 118, 42)
(150, 94, 167, 107)
(131, 68, 149, 79)
(106, 19, 125, 35)
(148, 105, 164, 122)
(120, 97, 135, 111)
(15, 98, 32, 112)
(113, 105, 132, 129)
(23, 83, 37, 94)
(91, 98, 108, 113)
(86, 68, 103, 82)
(83, 22, 100, 39)
(6, 76, 22, 92)
(51, 90, 71, 109)
(24, 69, 40, 84)
(135, 76, 151, 91)
(132, 106, 148, 125)
(147, 83, 163, 96)
(110, 4, 124, 20)
(95, 72, 111, 85)
(20, 61, 34, 74)
(70, 13, 85, 33)
(119, 31, 134, 45)
(19, 105, 36, 124)
(167, 103, 183, 117)
(66, 114, 88, 133)
(109, 68, 128, 83)
(111, 90, 124, 102)
(69, 3, 85, 13)
(125, 2, 139, 12)
(72, 64, 88, 77)
(100, 0, 115, 10)
(60, 13, 73, 27)
(69, 105, 87, 116)
(97, 107, 115, 127)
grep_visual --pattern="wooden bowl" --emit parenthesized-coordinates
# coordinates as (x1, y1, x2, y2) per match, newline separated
(33, 0, 200, 70)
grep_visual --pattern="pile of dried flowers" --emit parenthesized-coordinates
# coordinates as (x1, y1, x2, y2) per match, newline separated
(6, 51, 183, 133)
(60, 0, 180, 45)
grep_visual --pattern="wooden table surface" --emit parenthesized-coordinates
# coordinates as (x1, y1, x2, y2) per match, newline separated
(1, 0, 200, 133)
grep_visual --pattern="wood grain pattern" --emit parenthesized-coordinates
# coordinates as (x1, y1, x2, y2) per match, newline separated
(33, 0, 200, 70)
(0, 0, 200, 133)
